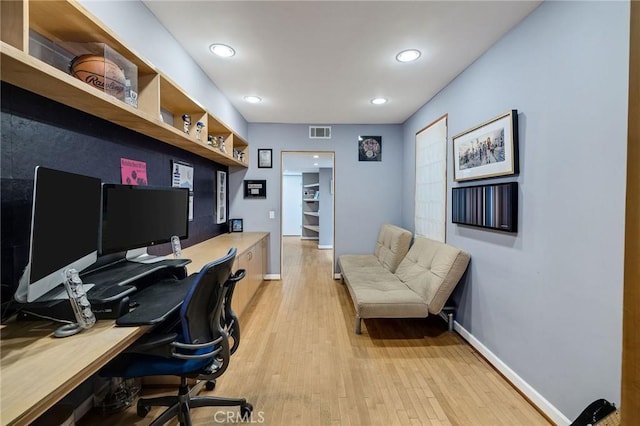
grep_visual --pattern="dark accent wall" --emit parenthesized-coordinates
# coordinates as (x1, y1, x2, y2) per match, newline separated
(1, 82, 229, 304)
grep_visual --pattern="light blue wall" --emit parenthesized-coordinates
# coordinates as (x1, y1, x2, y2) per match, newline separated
(402, 1, 629, 420)
(78, 0, 248, 140)
(231, 123, 403, 275)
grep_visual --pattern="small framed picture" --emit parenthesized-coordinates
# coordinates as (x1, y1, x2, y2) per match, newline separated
(358, 136, 382, 162)
(244, 180, 267, 198)
(229, 218, 243, 232)
(258, 148, 272, 168)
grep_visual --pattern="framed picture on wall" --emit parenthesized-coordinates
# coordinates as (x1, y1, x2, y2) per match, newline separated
(229, 218, 243, 232)
(258, 148, 272, 168)
(171, 160, 194, 221)
(244, 180, 267, 198)
(452, 109, 519, 181)
(358, 136, 382, 161)
(216, 170, 227, 224)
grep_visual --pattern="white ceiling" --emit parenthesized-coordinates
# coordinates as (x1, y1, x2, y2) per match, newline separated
(143, 1, 541, 125)
(282, 152, 334, 173)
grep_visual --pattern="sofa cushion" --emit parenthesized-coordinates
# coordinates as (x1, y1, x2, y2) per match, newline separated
(395, 237, 470, 314)
(342, 266, 428, 318)
(338, 254, 383, 276)
(373, 224, 412, 273)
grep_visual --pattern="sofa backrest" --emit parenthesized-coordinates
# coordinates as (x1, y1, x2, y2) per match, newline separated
(374, 224, 413, 273)
(394, 237, 470, 314)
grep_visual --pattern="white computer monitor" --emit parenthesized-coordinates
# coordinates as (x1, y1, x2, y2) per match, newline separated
(14, 167, 102, 303)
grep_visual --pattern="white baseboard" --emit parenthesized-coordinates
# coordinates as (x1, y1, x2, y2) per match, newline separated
(334, 273, 342, 280)
(263, 274, 281, 280)
(317, 245, 333, 250)
(300, 237, 319, 240)
(454, 321, 570, 426)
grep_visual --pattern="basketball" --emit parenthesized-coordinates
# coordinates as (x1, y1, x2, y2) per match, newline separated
(70, 54, 126, 100)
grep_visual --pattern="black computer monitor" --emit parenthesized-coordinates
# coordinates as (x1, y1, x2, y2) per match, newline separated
(100, 184, 189, 256)
(14, 167, 102, 303)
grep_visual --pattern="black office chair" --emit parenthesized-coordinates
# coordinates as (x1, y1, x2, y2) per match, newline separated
(201, 267, 241, 391)
(100, 248, 253, 425)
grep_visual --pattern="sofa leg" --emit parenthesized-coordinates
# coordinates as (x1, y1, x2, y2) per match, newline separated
(355, 316, 362, 334)
(439, 307, 456, 332)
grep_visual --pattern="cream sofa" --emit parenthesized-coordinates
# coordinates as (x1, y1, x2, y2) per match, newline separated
(338, 224, 470, 334)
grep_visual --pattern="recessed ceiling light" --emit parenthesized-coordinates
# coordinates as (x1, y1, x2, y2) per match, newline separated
(313, 155, 319, 159)
(244, 95, 262, 103)
(313, 163, 319, 166)
(396, 49, 421, 63)
(209, 44, 235, 58)
(371, 98, 387, 105)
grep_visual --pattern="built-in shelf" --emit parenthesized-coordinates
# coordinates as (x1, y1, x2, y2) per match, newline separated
(0, 0, 250, 167)
(301, 172, 320, 240)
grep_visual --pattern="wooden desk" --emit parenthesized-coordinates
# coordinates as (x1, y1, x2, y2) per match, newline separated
(0, 232, 269, 426)
(0, 320, 148, 426)
(181, 232, 268, 274)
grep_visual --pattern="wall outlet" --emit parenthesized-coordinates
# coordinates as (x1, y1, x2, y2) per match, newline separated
(269, 210, 275, 219)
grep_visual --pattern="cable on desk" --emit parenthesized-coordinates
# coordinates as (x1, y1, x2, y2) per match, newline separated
(18, 310, 74, 324)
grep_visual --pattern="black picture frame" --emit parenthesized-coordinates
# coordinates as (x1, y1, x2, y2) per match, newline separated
(258, 148, 272, 168)
(452, 182, 518, 232)
(244, 180, 267, 198)
(229, 218, 243, 232)
(358, 136, 382, 161)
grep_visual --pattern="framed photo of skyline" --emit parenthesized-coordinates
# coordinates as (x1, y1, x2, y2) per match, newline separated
(452, 110, 519, 182)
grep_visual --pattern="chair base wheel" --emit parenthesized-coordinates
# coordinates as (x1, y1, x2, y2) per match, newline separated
(137, 402, 151, 418)
(240, 402, 253, 420)
(205, 380, 216, 391)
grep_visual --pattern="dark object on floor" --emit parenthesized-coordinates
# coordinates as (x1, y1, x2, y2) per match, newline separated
(570, 399, 617, 426)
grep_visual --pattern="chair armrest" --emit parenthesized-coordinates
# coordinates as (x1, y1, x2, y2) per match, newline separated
(228, 269, 246, 284)
(125, 332, 178, 356)
(171, 335, 224, 360)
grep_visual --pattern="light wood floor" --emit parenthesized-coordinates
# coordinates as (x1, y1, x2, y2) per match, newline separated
(84, 237, 550, 425)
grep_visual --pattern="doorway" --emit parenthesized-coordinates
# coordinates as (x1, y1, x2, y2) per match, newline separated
(280, 151, 335, 279)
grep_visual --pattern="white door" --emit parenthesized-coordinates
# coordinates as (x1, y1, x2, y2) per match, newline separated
(282, 174, 302, 236)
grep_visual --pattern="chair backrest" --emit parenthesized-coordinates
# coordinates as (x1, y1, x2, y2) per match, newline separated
(374, 224, 413, 273)
(394, 237, 470, 314)
(180, 247, 237, 345)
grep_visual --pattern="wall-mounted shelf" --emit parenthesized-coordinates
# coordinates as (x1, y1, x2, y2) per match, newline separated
(0, 0, 248, 168)
(304, 211, 319, 217)
(303, 198, 318, 202)
(303, 225, 319, 233)
(303, 183, 319, 188)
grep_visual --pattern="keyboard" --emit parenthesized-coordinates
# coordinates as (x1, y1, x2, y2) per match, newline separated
(87, 284, 136, 304)
(82, 261, 167, 288)
(116, 275, 196, 326)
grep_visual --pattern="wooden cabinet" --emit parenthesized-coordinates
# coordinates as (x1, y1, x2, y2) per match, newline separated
(231, 238, 266, 318)
(0, 0, 249, 167)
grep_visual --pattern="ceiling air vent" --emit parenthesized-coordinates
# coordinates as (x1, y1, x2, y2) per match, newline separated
(309, 126, 331, 139)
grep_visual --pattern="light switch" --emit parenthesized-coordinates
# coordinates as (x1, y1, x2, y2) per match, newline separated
(269, 210, 275, 219)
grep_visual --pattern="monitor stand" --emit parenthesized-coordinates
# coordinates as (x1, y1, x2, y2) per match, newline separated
(126, 247, 167, 264)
